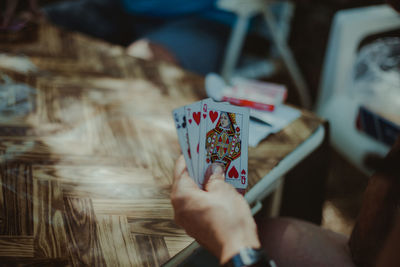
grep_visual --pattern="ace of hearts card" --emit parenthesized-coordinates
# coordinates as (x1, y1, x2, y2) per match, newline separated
(198, 100, 250, 190)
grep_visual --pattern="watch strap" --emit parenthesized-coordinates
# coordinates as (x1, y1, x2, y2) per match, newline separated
(223, 247, 276, 267)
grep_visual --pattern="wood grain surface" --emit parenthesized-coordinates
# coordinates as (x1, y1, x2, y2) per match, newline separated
(0, 20, 322, 266)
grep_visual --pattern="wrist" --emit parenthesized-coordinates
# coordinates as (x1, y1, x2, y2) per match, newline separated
(220, 236, 261, 264)
(223, 247, 275, 267)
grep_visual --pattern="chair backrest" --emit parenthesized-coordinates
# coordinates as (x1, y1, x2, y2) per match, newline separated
(315, 5, 400, 113)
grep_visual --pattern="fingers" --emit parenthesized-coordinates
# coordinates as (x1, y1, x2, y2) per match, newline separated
(174, 157, 237, 195)
(204, 163, 225, 184)
(171, 155, 203, 227)
(204, 164, 237, 193)
(172, 155, 198, 195)
(173, 155, 187, 182)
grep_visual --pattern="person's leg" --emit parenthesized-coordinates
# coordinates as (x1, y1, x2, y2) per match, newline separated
(257, 217, 355, 267)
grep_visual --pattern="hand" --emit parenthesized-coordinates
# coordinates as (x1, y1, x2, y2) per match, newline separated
(171, 155, 260, 264)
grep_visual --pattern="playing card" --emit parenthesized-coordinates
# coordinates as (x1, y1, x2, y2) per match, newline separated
(198, 100, 250, 190)
(172, 107, 194, 178)
(184, 100, 202, 183)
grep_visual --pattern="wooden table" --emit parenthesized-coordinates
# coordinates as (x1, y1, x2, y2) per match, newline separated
(0, 21, 323, 266)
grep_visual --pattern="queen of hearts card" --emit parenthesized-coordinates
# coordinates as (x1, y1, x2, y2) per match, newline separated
(198, 99, 249, 190)
(205, 112, 241, 171)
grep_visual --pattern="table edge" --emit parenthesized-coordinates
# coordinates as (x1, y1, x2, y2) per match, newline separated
(245, 125, 326, 204)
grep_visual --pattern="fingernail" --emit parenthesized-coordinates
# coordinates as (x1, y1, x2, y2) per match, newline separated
(212, 164, 224, 175)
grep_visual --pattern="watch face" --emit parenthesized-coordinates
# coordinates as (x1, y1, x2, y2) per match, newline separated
(239, 247, 259, 265)
(226, 247, 266, 267)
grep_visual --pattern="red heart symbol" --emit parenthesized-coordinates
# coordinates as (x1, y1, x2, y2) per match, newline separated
(188, 119, 192, 124)
(203, 113, 206, 119)
(228, 166, 239, 179)
(209, 111, 218, 123)
(241, 169, 246, 175)
(193, 112, 201, 125)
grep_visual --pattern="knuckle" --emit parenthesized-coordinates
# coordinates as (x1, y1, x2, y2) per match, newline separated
(171, 191, 189, 208)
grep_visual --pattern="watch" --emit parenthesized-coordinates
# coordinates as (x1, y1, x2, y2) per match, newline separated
(223, 247, 277, 267)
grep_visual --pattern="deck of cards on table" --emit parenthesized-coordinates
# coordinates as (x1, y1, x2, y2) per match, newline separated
(173, 98, 250, 193)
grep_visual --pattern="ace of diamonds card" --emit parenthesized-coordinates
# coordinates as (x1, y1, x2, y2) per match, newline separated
(198, 100, 250, 190)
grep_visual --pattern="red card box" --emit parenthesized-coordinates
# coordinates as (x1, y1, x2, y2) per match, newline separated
(221, 79, 287, 112)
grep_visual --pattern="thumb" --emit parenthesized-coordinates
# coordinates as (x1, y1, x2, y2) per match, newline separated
(204, 163, 225, 191)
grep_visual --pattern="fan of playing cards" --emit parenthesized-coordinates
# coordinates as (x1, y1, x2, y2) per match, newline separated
(173, 98, 250, 192)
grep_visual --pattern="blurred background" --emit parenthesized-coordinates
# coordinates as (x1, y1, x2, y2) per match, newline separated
(2, 0, 399, 237)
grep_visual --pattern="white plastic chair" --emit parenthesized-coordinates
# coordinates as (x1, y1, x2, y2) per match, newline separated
(315, 4, 400, 174)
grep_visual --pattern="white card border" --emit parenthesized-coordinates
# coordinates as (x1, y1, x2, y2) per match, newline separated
(198, 100, 250, 189)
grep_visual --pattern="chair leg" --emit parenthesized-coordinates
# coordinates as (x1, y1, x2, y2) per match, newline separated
(262, 5, 312, 109)
(221, 14, 250, 82)
(269, 178, 285, 217)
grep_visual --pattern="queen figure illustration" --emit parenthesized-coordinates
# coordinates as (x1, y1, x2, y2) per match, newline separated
(205, 112, 241, 170)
